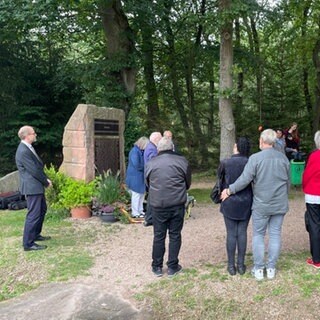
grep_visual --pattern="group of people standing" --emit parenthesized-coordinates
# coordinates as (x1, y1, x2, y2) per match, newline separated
(219, 129, 290, 280)
(274, 122, 305, 161)
(15, 123, 320, 282)
(219, 127, 320, 280)
(126, 130, 191, 277)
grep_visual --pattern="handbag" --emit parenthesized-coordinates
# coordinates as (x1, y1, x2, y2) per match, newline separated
(210, 163, 225, 204)
(210, 181, 221, 204)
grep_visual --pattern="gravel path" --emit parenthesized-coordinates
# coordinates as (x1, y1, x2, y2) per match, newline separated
(78, 186, 308, 303)
(0, 184, 309, 320)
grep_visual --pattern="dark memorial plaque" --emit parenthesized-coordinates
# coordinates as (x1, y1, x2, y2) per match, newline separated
(94, 119, 120, 175)
(94, 119, 119, 136)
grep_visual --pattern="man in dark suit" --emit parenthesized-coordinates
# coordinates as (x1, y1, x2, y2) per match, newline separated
(15, 125, 52, 251)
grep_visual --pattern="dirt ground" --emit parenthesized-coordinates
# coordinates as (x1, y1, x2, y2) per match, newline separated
(77, 184, 309, 301)
(0, 184, 310, 319)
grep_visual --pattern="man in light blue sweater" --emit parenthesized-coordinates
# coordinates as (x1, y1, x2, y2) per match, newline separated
(221, 129, 290, 280)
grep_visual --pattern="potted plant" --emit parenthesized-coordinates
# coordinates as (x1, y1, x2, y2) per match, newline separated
(60, 177, 95, 219)
(93, 170, 130, 223)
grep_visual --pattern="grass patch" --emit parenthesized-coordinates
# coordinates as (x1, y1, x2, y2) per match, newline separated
(191, 171, 215, 183)
(0, 209, 118, 302)
(138, 253, 319, 319)
(188, 188, 212, 204)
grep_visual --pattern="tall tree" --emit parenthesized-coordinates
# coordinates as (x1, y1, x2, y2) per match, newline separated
(99, 0, 136, 116)
(135, 1, 161, 131)
(219, 0, 235, 160)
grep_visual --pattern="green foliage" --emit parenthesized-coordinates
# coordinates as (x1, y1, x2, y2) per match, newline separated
(45, 207, 70, 223)
(94, 170, 122, 205)
(60, 177, 95, 209)
(1, 0, 319, 176)
(188, 188, 212, 204)
(44, 165, 69, 209)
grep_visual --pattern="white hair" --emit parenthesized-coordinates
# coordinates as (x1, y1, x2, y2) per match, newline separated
(314, 130, 320, 149)
(260, 129, 277, 146)
(149, 132, 162, 145)
(157, 137, 174, 152)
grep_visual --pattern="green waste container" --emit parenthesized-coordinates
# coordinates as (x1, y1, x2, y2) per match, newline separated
(290, 160, 305, 185)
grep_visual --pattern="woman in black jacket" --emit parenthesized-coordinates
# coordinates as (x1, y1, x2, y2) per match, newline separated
(218, 137, 253, 275)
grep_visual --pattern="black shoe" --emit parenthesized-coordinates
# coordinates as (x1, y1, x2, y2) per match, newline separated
(237, 264, 246, 275)
(35, 235, 51, 241)
(168, 264, 183, 277)
(143, 221, 153, 227)
(227, 265, 236, 276)
(152, 267, 163, 277)
(24, 243, 47, 251)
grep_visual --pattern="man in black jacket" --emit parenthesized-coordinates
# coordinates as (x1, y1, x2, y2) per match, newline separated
(145, 137, 191, 277)
(15, 125, 52, 251)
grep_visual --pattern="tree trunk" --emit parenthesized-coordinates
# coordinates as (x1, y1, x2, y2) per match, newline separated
(99, 0, 136, 117)
(163, 0, 192, 149)
(140, 20, 161, 131)
(235, 18, 243, 111)
(184, 0, 209, 165)
(312, 38, 320, 134)
(208, 71, 215, 139)
(219, 0, 235, 160)
(250, 17, 263, 123)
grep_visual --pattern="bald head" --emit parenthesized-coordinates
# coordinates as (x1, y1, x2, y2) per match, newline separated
(163, 130, 173, 140)
(149, 132, 162, 146)
(18, 125, 37, 144)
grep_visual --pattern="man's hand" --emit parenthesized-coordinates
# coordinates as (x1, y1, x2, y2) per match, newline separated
(220, 188, 230, 201)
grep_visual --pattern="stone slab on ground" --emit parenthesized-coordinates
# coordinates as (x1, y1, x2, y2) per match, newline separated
(0, 282, 151, 320)
(0, 171, 19, 194)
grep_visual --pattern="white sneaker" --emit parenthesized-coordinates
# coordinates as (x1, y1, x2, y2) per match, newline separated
(251, 268, 264, 281)
(266, 268, 276, 280)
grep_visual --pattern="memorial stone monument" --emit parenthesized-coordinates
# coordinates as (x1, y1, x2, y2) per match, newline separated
(60, 104, 125, 182)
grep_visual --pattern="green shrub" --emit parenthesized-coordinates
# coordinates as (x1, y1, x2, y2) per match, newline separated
(60, 177, 95, 209)
(94, 170, 122, 205)
(44, 165, 68, 208)
(45, 207, 70, 222)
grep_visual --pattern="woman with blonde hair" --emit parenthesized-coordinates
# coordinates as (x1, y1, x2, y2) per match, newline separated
(125, 136, 149, 218)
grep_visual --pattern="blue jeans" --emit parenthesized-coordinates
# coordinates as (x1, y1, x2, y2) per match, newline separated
(252, 212, 285, 269)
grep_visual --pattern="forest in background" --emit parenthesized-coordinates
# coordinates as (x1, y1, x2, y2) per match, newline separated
(1, 0, 320, 176)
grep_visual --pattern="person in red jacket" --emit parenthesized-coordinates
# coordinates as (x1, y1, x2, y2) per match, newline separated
(302, 130, 320, 269)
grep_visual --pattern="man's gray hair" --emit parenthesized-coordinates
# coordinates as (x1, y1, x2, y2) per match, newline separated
(157, 137, 174, 152)
(260, 129, 277, 145)
(314, 130, 320, 149)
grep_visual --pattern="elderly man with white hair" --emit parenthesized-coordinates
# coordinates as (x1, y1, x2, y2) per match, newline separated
(143, 131, 162, 226)
(221, 129, 290, 281)
(145, 137, 191, 277)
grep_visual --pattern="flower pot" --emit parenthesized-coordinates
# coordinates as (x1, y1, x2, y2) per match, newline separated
(99, 212, 119, 223)
(70, 206, 92, 219)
